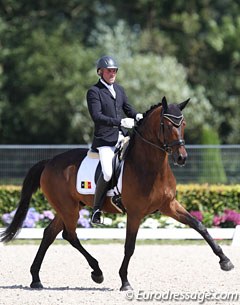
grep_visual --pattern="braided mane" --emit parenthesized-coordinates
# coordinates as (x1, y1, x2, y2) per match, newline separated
(126, 103, 162, 153)
(136, 102, 162, 127)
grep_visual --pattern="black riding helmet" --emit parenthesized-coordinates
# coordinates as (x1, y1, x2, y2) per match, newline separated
(96, 56, 118, 74)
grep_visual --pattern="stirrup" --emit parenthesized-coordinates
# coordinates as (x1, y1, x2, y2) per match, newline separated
(91, 209, 104, 226)
(111, 194, 126, 213)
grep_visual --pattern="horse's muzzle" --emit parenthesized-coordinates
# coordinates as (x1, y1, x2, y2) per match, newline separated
(173, 150, 187, 167)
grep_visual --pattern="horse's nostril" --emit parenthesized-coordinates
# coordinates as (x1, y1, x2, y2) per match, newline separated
(178, 154, 187, 165)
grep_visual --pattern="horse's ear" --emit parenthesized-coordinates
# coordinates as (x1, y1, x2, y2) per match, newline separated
(162, 96, 168, 112)
(178, 98, 190, 111)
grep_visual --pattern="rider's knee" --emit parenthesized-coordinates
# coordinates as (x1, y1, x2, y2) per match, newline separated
(103, 171, 112, 182)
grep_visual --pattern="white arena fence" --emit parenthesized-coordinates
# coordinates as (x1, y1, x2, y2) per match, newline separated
(0, 227, 240, 247)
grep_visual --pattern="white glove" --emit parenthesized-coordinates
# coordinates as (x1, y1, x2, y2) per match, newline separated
(136, 113, 143, 121)
(121, 118, 135, 129)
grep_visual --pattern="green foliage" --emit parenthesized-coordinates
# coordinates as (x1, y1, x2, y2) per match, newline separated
(0, 186, 51, 226)
(1, 184, 240, 228)
(102, 1, 240, 144)
(0, 0, 240, 144)
(198, 127, 227, 183)
(90, 21, 213, 142)
(0, 186, 51, 215)
(176, 184, 240, 227)
(1, 22, 97, 143)
(0, 187, 20, 216)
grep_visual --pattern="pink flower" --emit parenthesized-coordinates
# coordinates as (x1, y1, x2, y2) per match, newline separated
(213, 209, 240, 227)
(213, 215, 222, 226)
(190, 211, 203, 222)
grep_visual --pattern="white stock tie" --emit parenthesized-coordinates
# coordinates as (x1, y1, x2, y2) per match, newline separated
(108, 85, 116, 99)
(100, 79, 116, 99)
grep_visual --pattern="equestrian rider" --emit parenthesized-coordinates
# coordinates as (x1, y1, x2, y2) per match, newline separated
(87, 55, 143, 225)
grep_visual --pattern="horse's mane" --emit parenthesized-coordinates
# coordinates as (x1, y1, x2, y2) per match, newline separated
(136, 102, 162, 128)
(127, 102, 162, 154)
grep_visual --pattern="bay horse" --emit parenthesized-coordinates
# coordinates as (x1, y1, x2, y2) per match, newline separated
(0, 97, 234, 291)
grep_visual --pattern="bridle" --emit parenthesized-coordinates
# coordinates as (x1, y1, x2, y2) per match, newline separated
(134, 110, 185, 155)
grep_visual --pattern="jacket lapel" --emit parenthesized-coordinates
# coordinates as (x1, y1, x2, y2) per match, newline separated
(98, 80, 115, 99)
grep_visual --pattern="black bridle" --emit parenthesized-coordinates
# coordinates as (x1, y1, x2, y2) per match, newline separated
(134, 111, 185, 155)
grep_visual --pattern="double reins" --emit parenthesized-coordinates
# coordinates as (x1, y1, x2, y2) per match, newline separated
(133, 110, 185, 155)
(134, 128, 167, 153)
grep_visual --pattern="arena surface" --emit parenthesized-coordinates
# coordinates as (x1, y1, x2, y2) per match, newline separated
(0, 244, 239, 305)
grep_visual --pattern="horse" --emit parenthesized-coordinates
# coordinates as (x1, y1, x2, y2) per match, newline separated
(0, 96, 234, 291)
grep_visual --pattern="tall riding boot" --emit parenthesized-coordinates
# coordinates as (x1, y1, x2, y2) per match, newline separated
(91, 174, 109, 225)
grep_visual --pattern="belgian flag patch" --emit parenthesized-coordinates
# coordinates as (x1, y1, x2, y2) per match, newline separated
(81, 181, 92, 189)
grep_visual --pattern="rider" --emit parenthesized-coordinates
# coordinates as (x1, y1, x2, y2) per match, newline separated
(87, 55, 143, 225)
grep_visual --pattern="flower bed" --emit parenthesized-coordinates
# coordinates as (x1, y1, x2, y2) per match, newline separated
(1, 184, 240, 229)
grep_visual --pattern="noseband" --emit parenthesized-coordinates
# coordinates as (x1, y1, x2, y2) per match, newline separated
(134, 111, 185, 155)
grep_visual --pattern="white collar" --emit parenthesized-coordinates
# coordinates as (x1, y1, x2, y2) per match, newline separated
(100, 78, 116, 98)
(100, 78, 114, 89)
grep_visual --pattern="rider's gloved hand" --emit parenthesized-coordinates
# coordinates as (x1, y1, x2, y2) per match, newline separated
(135, 113, 143, 121)
(121, 118, 135, 129)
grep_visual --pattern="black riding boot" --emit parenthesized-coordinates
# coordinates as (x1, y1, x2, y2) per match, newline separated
(91, 174, 109, 225)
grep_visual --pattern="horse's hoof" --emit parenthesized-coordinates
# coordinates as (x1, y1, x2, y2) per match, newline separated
(91, 271, 104, 284)
(30, 281, 44, 289)
(120, 283, 133, 291)
(220, 259, 234, 271)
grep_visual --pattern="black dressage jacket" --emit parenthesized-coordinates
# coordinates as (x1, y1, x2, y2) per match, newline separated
(87, 80, 137, 149)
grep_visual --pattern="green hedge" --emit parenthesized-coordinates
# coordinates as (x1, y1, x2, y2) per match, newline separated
(0, 186, 52, 219)
(1, 184, 240, 227)
(177, 184, 240, 213)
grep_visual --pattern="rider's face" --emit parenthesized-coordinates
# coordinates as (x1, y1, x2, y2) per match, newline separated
(102, 68, 118, 84)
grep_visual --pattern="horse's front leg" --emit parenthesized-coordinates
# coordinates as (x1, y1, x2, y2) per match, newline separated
(119, 216, 141, 291)
(163, 199, 234, 271)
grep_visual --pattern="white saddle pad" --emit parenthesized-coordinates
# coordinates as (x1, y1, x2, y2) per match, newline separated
(76, 154, 123, 196)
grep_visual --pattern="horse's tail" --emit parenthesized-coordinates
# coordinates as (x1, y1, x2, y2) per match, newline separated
(0, 159, 49, 243)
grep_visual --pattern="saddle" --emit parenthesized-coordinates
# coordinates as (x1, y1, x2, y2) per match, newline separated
(94, 137, 129, 184)
(76, 137, 130, 213)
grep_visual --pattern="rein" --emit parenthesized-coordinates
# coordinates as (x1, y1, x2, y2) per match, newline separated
(134, 128, 167, 153)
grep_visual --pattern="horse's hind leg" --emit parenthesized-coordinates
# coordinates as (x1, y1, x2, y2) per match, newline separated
(162, 199, 234, 271)
(62, 206, 103, 284)
(62, 229, 104, 284)
(30, 215, 64, 288)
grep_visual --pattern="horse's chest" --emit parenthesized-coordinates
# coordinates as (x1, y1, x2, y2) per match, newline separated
(163, 187, 175, 201)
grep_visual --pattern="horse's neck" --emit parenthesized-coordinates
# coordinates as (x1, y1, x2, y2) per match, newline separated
(132, 115, 167, 166)
(128, 137, 168, 173)
(126, 140, 172, 197)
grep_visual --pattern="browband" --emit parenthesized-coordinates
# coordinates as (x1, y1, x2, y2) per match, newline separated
(163, 113, 184, 127)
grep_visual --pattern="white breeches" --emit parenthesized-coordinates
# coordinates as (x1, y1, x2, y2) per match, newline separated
(97, 133, 124, 182)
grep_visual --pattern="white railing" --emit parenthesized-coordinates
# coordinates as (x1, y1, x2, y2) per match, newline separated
(1, 227, 240, 247)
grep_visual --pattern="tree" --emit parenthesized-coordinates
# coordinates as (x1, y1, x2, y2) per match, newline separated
(0, 25, 96, 143)
(95, 0, 240, 144)
(1, 0, 240, 144)
(89, 21, 213, 143)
